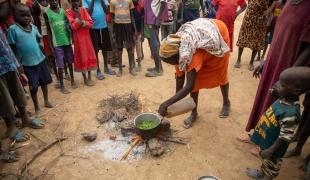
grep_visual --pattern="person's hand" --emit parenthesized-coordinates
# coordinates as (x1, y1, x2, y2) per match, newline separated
(155, 18, 161, 27)
(269, 81, 280, 99)
(253, 63, 264, 78)
(81, 20, 86, 27)
(75, 18, 81, 24)
(18, 65, 24, 74)
(158, 102, 169, 116)
(133, 31, 139, 40)
(260, 149, 272, 159)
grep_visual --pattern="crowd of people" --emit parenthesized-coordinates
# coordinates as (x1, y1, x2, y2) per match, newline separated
(1, 0, 310, 179)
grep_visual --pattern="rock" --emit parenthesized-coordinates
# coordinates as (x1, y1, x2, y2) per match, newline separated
(81, 132, 97, 142)
(148, 138, 165, 157)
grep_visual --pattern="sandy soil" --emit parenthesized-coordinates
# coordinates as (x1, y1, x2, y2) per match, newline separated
(1, 15, 309, 180)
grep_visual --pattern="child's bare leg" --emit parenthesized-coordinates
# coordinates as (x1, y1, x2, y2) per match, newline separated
(219, 83, 231, 118)
(83, 72, 94, 86)
(95, 51, 105, 80)
(183, 91, 199, 129)
(30, 87, 40, 115)
(58, 68, 70, 94)
(103, 51, 116, 75)
(261, 44, 268, 61)
(127, 47, 137, 76)
(117, 48, 123, 77)
(3, 116, 18, 138)
(234, 47, 244, 68)
(41, 85, 53, 108)
(68, 63, 77, 89)
(49, 56, 58, 80)
(17, 106, 31, 125)
(88, 71, 91, 81)
(248, 49, 258, 71)
(63, 61, 70, 80)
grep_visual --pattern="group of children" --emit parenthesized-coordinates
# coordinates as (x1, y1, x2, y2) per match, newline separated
(2, 0, 310, 179)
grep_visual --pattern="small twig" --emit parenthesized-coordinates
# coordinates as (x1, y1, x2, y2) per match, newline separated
(158, 137, 187, 145)
(19, 137, 68, 175)
(40, 103, 62, 117)
(9, 142, 30, 151)
(120, 137, 143, 161)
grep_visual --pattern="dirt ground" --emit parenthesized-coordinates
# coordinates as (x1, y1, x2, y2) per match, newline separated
(1, 14, 309, 180)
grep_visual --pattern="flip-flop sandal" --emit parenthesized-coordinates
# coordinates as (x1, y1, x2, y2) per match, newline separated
(96, 72, 105, 80)
(10, 131, 30, 142)
(0, 151, 19, 163)
(236, 134, 253, 144)
(245, 168, 264, 179)
(248, 64, 254, 71)
(183, 114, 197, 129)
(29, 118, 45, 129)
(234, 63, 241, 68)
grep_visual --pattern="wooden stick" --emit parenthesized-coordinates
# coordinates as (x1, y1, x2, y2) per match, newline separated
(158, 137, 187, 145)
(30, 133, 46, 146)
(120, 138, 142, 161)
(19, 137, 67, 175)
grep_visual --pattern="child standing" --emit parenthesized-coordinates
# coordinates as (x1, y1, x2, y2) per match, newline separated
(30, 0, 59, 81)
(246, 67, 310, 179)
(110, 0, 137, 76)
(212, 0, 247, 51)
(66, 0, 97, 86)
(132, 0, 143, 71)
(7, 4, 53, 116)
(44, 0, 76, 94)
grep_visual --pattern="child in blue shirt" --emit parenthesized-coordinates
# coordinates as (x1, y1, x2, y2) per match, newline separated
(7, 4, 54, 117)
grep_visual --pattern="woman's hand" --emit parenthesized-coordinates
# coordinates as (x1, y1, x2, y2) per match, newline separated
(253, 62, 264, 78)
(158, 102, 169, 116)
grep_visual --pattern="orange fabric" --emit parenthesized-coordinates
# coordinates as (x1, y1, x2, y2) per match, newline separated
(175, 19, 230, 92)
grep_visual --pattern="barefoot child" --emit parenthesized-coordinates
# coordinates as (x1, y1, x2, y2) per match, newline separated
(44, 0, 77, 94)
(110, 0, 137, 76)
(7, 4, 54, 116)
(66, 0, 97, 86)
(246, 67, 310, 179)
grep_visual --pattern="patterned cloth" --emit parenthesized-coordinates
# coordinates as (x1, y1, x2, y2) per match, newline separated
(0, 28, 19, 76)
(261, 159, 282, 178)
(176, 18, 230, 71)
(251, 99, 300, 157)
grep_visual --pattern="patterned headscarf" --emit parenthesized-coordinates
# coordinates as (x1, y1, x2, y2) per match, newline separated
(159, 34, 181, 59)
(176, 18, 230, 71)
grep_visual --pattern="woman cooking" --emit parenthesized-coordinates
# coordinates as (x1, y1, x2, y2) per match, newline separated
(158, 18, 231, 129)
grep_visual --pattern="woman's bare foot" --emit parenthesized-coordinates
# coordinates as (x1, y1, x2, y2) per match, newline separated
(183, 112, 198, 129)
(236, 134, 253, 144)
(250, 146, 261, 157)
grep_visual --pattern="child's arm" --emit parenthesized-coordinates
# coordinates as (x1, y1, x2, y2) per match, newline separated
(261, 116, 298, 159)
(236, 0, 247, 19)
(7, 27, 24, 74)
(199, 0, 206, 17)
(82, 8, 94, 29)
(129, 1, 137, 36)
(265, 1, 276, 18)
(66, 10, 82, 30)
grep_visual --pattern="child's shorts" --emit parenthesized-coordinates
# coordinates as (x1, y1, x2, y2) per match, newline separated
(0, 71, 27, 118)
(54, 45, 74, 68)
(90, 28, 112, 53)
(24, 60, 52, 91)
